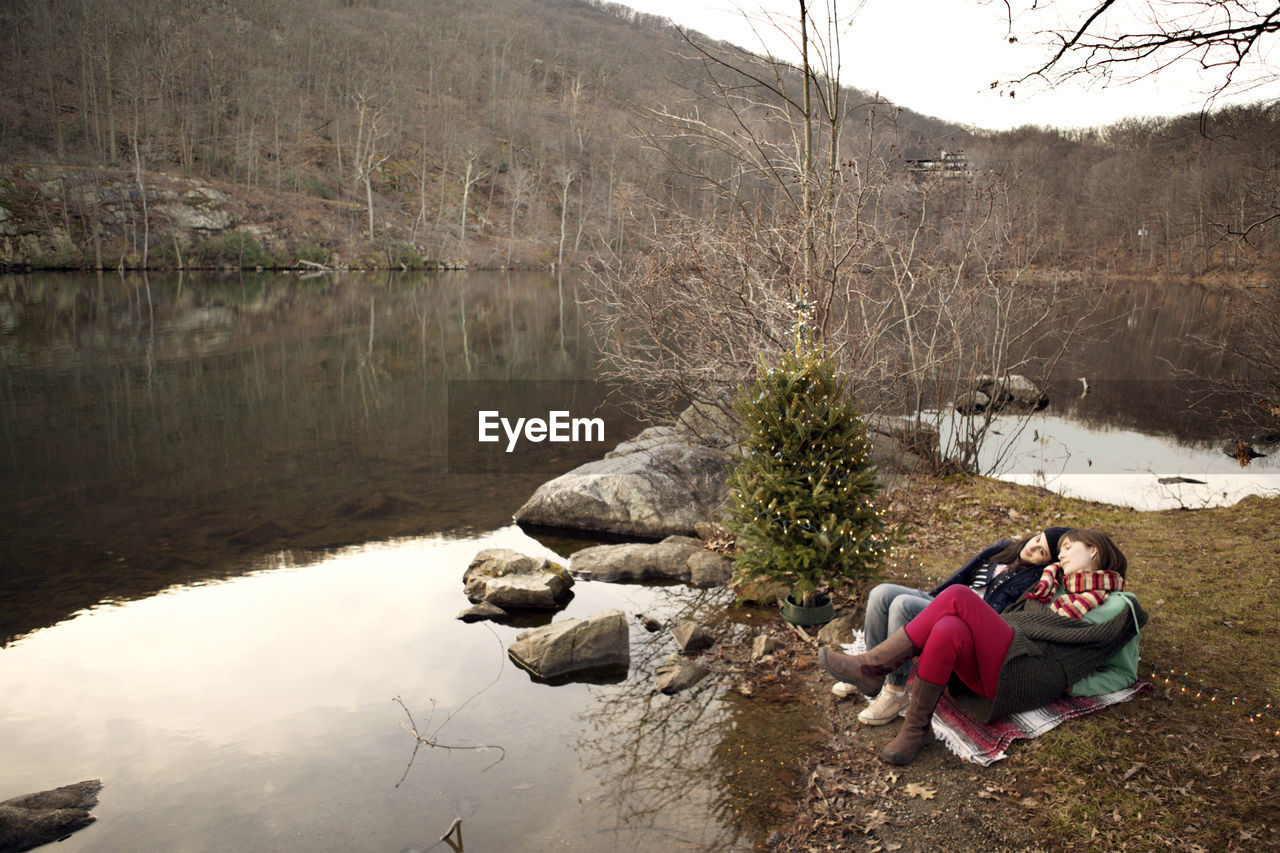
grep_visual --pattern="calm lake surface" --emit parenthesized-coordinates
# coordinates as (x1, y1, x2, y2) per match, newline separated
(0, 270, 806, 852)
(0, 270, 1275, 850)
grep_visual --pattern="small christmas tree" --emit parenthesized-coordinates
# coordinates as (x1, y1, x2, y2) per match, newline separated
(725, 305, 885, 607)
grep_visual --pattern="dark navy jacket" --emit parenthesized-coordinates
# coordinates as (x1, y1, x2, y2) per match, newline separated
(929, 540, 1042, 614)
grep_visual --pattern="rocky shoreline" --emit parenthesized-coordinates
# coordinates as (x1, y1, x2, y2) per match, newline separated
(0, 164, 506, 273)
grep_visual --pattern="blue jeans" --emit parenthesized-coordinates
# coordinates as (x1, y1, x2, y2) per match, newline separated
(864, 583, 934, 688)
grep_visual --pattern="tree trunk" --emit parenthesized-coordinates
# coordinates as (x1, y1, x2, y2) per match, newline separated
(132, 113, 149, 269)
(557, 171, 574, 269)
(459, 155, 474, 248)
(365, 170, 375, 241)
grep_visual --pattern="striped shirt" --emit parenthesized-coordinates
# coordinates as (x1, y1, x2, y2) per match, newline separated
(968, 562, 1010, 597)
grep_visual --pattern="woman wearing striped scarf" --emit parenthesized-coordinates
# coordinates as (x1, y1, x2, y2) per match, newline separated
(820, 528, 1146, 765)
(843, 527, 1069, 727)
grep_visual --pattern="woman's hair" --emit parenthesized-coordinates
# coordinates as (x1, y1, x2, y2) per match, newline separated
(1060, 528, 1128, 577)
(991, 530, 1055, 571)
(991, 535, 1035, 570)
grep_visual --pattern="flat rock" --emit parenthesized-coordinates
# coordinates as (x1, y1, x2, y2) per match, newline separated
(569, 536, 703, 583)
(463, 549, 573, 610)
(507, 609, 630, 680)
(0, 780, 102, 853)
(956, 374, 1049, 414)
(456, 601, 508, 623)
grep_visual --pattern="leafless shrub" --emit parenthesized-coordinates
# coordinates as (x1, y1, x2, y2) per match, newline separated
(585, 6, 1101, 474)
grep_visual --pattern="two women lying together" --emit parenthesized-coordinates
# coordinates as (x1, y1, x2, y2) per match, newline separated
(820, 527, 1146, 765)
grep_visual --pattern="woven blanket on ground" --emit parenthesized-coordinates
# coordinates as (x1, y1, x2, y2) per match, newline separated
(930, 680, 1152, 766)
(838, 637, 1151, 766)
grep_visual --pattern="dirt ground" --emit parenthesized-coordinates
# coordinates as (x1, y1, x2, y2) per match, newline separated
(730, 617, 1050, 853)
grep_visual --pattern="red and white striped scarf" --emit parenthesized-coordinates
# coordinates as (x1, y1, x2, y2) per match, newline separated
(1024, 563, 1125, 619)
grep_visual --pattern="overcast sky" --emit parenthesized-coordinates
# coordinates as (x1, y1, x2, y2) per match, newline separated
(618, 0, 1280, 131)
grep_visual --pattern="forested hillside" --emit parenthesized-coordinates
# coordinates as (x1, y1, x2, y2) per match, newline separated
(0, 0, 1275, 276)
(966, 108, 1280, 279)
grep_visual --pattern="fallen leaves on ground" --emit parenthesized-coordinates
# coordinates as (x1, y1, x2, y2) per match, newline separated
(903, 782, 937, 800)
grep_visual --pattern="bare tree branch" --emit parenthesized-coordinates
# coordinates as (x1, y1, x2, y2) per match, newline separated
(1005, 1, 1280, 103)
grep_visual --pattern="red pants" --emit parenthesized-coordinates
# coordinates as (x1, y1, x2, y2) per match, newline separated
(903, 585, 1014, 700)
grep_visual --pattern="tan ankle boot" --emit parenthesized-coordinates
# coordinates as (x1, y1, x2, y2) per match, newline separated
(880, 677, 945, 765)
(818, 628, 919, 696)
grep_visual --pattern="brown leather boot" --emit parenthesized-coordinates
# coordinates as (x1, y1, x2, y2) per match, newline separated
(880, 677, 945, 765)
(818, 627, 919, 696)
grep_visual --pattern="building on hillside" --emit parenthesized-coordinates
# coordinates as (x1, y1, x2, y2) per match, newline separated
(902, 147, 971, 179)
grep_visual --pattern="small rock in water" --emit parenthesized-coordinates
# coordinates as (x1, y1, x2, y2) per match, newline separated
(463, 549, 573, 610)
(655, 654, 710, 694)
(672, 620, 713, 653)
(456, 601, 507, 622)
(752, 633, 783, 661)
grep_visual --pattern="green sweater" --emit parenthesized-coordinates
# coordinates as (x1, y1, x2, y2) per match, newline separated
(953, 592, 1148, 724)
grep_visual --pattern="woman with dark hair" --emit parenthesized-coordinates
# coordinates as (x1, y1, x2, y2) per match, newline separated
(821, 528, 1145, 765)
(848, 527, 1069, 726)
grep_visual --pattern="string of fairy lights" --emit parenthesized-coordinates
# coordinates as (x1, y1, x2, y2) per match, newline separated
(1143, 660, 1280, 738)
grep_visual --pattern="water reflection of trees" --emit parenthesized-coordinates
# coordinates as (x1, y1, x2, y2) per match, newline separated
(572, 586, 820, 850)
(0, 270, 604, 643)
(1036, 281, 1256, 445)
(1046, 379, 1231, 445)
(574, 587, 738, 849)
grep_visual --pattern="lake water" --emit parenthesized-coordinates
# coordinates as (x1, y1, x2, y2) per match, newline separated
(964, 279, 1279, 509)
(0, 530, 782, 851)
(0, 270, 815, 852)
(0, 270, 1275, 850)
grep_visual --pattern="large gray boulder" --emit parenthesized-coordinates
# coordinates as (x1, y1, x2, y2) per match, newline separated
(672, 396, 738, 449)
(0, 780, 102, 853)
(512, 424, 734, 539)
(955, 374, 1049, 415)
(507, 610, 630, 680)
(512, 397, 925, 539)
(463, 549, 573, 610)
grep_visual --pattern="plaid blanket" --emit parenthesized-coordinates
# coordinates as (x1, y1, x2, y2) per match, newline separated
(838, 636, 1150, 765)
(930, 680, 1152, 766)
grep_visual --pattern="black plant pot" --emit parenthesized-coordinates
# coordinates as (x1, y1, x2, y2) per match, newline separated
(779, 591, 835, 626)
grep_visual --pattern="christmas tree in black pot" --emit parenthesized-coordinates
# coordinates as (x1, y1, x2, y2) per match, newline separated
(725, 304, 886, 624)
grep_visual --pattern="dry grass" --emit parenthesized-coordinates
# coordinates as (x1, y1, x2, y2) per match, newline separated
(770, 475, 1280, 852)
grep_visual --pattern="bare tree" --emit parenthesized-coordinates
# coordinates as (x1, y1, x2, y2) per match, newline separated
(351, 91, 391, 242)
(553, 163, 578, 270)
(505, 164, 536, 265)
(998, 1, 1280, 102)
(587, 2, 1093, 473)
(458, 146, 491, 251)
(1186, 282, 1280, 459)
